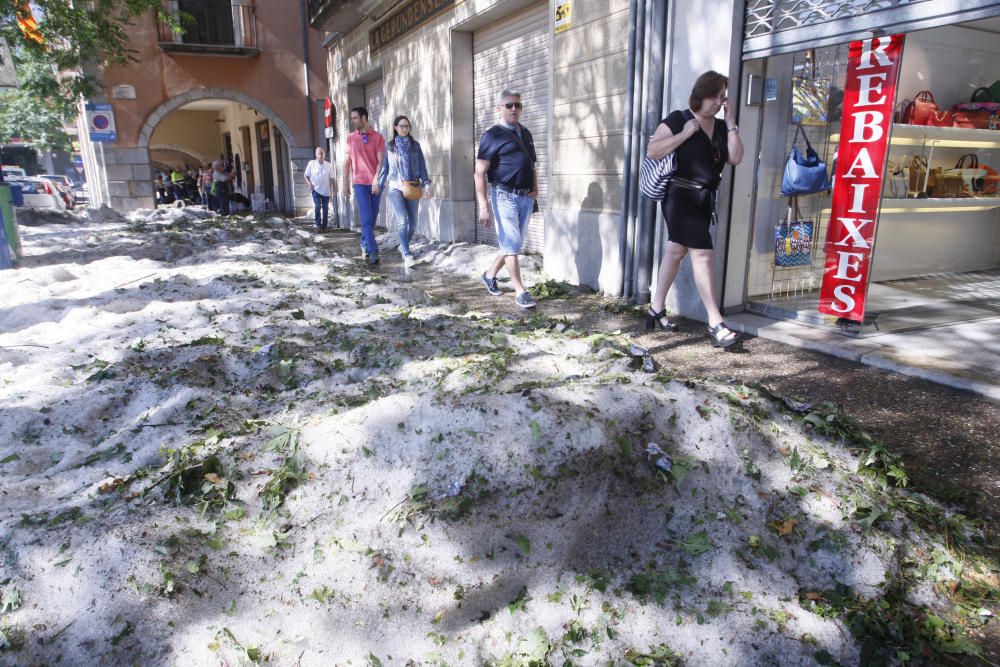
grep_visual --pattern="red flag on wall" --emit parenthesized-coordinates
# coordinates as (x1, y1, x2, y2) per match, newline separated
(16, 2, 44, 45)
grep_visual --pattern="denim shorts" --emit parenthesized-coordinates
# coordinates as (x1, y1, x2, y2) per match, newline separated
(490, 186, 534, 255)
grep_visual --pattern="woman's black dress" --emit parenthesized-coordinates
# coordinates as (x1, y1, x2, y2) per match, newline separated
(660, 109, 729, 249)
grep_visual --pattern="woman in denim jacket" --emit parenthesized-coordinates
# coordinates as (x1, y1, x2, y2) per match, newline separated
(376, 115, 431, 267)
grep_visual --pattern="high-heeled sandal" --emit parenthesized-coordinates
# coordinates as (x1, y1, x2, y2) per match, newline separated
(707, 322, 739, 348)
(646, 308, 678, 332)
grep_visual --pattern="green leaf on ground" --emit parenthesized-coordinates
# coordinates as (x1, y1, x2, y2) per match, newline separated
(188, 336, 225, 346)
(513, 535, 531, 554)
(683, 531, 713, 557)
(0, 454, 20, 465)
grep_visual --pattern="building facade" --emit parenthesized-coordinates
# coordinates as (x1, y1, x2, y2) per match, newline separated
(314, 0, 1000, 342)
(78, 0, 329, 214)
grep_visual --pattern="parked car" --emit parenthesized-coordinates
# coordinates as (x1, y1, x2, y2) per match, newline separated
(74, 182, 89, 205)
(39, 174, 75, 210)
(2, 165, 27, 179)
(9, 177, 68, 211)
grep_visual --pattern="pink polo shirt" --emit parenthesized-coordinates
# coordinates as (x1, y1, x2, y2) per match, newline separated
(346, 129, 385, 186)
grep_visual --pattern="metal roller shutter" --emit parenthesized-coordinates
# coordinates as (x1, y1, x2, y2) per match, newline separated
(364, 80, 391, 231)
(473, 3, 549, 252)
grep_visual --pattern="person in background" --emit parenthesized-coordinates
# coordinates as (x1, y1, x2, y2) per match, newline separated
(376, 115, 431, 268)
(474, 88, 539, 309)
(645, 70, 744, 348)
(212, 160, 234, 215)
(200, 165, 213, 210)
(154, 173, 166, 207)
(304, 146, 337, 232)
(169, 167, 185, 203)
(343, 106, 386, 265)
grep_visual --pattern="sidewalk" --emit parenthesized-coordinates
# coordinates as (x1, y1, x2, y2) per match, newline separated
(728, 313, 1000, 401)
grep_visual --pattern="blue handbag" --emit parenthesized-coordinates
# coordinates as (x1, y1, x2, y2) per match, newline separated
(780, 125, 829, 196)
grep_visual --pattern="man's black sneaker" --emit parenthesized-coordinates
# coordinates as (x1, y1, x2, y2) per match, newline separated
(481, 272, 501, 296)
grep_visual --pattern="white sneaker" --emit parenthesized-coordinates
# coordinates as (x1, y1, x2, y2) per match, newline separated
(404, 255, 417, 268)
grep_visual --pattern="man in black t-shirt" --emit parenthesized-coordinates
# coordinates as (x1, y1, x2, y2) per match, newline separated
(474, 88, 538, 309)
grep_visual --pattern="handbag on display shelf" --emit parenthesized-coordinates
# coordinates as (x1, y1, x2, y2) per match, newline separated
(927, 110, 954, 127)
(947, 154, 997, 195)
(954, 88, 1000, 114)
(791, 50, 831, 126)
(774, 198, 814, 267)
(780, 125, 829, 196)
(908, 155, 929, 196)
(972, 82, 1000, 103)
(792, 77, 832, 126)
(902, 90, 938, 125)
(953, 109, 991, 129)
(886, 160, 909, 198)
(930, 168, 964, 198)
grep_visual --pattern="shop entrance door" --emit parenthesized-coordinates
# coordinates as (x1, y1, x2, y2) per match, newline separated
(256, 120, 274, 207)
(473, 3, 549, 252)
(240, 125, 254, 195)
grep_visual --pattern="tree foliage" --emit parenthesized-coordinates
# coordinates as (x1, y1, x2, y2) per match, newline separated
(0, 0, 172, 149)
(0, 54, 73, 151)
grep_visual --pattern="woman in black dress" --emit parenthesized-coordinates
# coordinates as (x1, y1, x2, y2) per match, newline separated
(645, 71, 744, 347)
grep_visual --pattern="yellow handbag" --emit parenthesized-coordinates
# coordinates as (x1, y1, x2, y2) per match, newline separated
(402, 180, 422, 200)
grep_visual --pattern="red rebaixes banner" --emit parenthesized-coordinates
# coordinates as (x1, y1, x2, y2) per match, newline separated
(818, 34, 904, 322)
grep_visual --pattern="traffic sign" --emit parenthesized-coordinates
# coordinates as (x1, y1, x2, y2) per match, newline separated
(85, 103, 117, 142)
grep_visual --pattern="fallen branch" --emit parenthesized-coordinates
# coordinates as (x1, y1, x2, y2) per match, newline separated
(113, 272, 158, 289)
(0, 344, 50, 349)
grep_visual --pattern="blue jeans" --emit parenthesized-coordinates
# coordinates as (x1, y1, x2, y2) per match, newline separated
(353, 184, 381, 257)
(489, 186, 534, 255)
(311, 190, 330, 229)
(386, 188, 419, 257)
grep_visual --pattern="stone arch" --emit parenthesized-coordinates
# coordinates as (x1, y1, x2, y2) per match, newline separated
(138, 88, 299, 151)
(150, 143, 214, 167)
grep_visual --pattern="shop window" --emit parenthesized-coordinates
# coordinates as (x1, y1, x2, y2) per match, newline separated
(743, 20, 1000, 334)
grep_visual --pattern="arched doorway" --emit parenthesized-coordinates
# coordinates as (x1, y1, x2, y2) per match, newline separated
(138, 89, 303, 213)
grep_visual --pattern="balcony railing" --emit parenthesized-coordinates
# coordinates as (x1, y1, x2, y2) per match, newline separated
(158, 0, 259, 57)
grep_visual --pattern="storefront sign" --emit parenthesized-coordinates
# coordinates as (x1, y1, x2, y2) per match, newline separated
(85, 103, 118, 143)
(369, 0, 455, 54)
(817, 34, 904, 322)
(555, 2, 572, 33)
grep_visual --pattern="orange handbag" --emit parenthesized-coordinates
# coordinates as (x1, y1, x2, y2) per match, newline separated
(953, 109, 991, 129)
(955, 154, 999, 195)
(902, 90, 938, 125)
(927, 110, 954, 127)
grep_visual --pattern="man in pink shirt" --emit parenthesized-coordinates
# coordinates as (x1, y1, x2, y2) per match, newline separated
(343, 106, 386, 264)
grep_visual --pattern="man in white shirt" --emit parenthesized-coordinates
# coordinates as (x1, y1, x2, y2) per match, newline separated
(304, 147, 337, 231)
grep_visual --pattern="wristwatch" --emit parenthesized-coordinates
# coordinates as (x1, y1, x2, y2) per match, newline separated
(727, 125, 739, 133)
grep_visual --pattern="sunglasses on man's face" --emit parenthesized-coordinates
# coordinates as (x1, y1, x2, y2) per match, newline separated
(503, 102, 523, 110)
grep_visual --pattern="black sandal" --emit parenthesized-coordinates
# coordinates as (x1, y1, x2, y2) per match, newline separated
(646, 308, 678, 332)
(707, 322, 738, 348)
